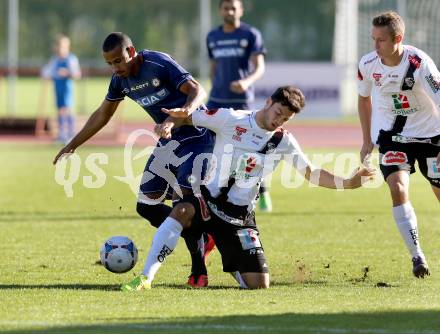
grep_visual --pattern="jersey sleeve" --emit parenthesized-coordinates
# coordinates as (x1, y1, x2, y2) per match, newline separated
(249, 28, 266, 56)
(105, 75, 125, 101)
(162, 54, 193, 90)
(67, 54, 81, 78)
(357, 59, 372, 97)
(191, 108, 230, 133)
(419, 57, 440, 106)
(206, 33, 214, 60)
(282, 133, 312, 172)
(41, 58, 56, 79)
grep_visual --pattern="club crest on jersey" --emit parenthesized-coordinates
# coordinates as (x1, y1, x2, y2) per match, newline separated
(233, 126, 247, 141)
(381, 151, 408, 165)
(404, 77, 415, 88)
(152, 78, 160, 87)
(240, 39, 248, 48)
(391, 93, 417, 115)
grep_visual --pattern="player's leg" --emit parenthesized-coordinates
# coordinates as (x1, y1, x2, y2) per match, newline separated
(175, 132, 215, 287)
(379, 133, 429, 278)
(122, 198, 196, 291)
(211, 217, 270, 289)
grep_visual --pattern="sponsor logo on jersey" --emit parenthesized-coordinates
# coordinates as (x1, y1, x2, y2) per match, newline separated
(373, 73, 382, 86)
(425, 73, 440, 93)
(130, 82, 149, 92)
(426, 158, 440, 178)
(212, 48, 245, 58)
(233, 126, 247, 141)
(363, 55, 378, 65)
(408, 55, 421, 69)
(237, 229, 261, 250)
(391, 94, 417, 115)
(205, 108, 219, 116)
(135, 88, 169, 107)
(381, 151, 408, 165)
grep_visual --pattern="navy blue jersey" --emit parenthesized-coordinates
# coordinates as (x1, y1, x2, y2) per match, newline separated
(106, 50, 195, 125)
(207, 23, 266, 105)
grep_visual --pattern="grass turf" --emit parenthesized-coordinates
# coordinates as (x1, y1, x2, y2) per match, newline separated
(0, 143, 439, 334)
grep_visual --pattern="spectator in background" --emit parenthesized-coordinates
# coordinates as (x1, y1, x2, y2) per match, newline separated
(42, 35, 81, 144)
(206, 0, 272, 212)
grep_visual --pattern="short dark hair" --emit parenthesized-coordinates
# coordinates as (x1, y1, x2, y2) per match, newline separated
(102, 32, 133, 52)
(219, 0, 243, 8)
(372, 11, 405, 39)
(270, 86, 305, 114)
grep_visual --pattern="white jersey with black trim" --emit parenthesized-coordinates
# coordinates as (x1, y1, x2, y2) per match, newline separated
(357, 45, 440, 143)
(191, 108, 311, 213)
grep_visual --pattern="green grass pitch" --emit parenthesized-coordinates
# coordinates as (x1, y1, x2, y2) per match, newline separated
(0, 143, 439, 334)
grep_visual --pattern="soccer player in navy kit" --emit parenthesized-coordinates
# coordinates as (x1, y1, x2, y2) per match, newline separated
(53, 32, 214, 287)
(42, 35, 81, 144)
(207, 0, 272, 215)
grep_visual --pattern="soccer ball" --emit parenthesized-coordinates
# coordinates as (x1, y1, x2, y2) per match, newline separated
(100, 236, 138, 273)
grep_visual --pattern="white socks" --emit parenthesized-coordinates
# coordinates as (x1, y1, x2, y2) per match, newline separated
(392, 202, 424, 260)
(142, 217, 183, 281)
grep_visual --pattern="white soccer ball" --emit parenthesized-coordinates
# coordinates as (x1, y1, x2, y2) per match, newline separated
(100, 236, 138, 273)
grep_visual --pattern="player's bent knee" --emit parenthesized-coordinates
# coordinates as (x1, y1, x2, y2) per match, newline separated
(242, 273, 270, 289)
(170, 202, 195, 228)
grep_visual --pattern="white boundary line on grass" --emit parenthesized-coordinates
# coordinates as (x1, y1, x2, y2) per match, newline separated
(1, 322, 440, 334)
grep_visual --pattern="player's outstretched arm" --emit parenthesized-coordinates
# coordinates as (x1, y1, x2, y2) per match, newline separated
(303, 166, 376, 190)
(53, 99, 120, 164)
(161, 79, 206, 118)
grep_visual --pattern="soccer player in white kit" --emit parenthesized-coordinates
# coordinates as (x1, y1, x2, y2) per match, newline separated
(357, 11, 440, 278)
(121, 86, 375, 290)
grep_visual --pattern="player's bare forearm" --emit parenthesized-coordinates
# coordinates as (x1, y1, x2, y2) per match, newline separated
(304, 166, 375, 190)
(180, 79, 207, 115)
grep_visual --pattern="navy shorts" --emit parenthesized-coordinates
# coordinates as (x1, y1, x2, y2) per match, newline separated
(138, 126, 215, 200)
(378, 130, 440, 187)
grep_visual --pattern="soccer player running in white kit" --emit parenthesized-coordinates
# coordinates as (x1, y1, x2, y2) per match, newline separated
(121, 86, 375, 290)
(357, 11, 440, 278)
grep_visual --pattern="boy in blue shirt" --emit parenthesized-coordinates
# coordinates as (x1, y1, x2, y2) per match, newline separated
(42, 35, 81, 144)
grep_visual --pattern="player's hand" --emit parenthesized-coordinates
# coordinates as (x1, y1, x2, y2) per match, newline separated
(230, 80, 248, 94)
(346, 166, 376, 189)
(154, 120, 174, 139)
(360, 141, 374, 164)
(57, 68, 70, 78)
(161, 108, 190, 118)
(53, 144, 76, 165)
